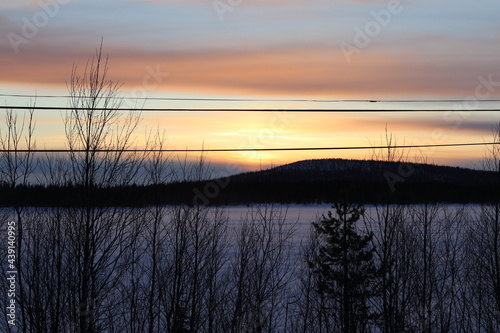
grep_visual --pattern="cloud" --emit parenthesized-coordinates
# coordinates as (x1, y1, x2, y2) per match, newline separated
(1, 38, 500, 99)
(0, 0, 63, 10)
(131, 0, 382, 3)
(2, 0, 498, 101)
(118, 47, 500, 99)
(132, 0, 300, 3)
(0, 0, 33, 9)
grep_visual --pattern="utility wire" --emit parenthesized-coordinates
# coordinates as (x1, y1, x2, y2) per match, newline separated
(1, 106, 500, 112)
(1, 142, 498, 153)
(1, 93, 500, 104)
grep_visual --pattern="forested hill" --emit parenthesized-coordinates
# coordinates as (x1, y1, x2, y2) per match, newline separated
(204, 158, 499, 205)
(230, 158, 495, 185)
(1, 158, 499, 206)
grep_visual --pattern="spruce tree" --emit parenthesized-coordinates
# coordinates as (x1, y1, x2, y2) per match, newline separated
(310, 202, 379, 333)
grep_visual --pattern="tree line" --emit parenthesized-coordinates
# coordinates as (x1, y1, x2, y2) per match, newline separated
(1, 47, 499, 332)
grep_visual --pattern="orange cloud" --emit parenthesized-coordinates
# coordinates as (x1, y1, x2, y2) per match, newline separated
(1, 40, 500, 99)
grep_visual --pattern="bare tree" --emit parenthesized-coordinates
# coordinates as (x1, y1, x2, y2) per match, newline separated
(464, 122, 500, 332)
(367, 128, 416, 333)
(365, 204, 412, 333)
(153, 203, 229, 333)
(143, 130, 171, 333)
(482, 121, 500, 176)
(290, 223, 337, 333)
(370, 125, 409, 163)
(435, 206, 467, 333)
(403, 204, 467, 332)
(0, 106, 37, 331)
(228, 204, 297, 333)
(63, 44, 146, 332)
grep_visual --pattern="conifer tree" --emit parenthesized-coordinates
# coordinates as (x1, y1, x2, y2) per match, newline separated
(310, 202, 379, 333)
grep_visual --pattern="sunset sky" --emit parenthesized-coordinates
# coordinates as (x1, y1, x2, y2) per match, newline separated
(1, 0, 500, 172)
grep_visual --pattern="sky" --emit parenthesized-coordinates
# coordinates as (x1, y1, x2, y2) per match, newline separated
(1, 0, 500, 173)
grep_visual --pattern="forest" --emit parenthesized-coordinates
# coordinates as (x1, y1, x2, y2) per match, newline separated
(1, 50, 500, 332)
(1, 157, 499, 207)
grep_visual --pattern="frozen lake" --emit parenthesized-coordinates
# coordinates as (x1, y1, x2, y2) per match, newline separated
(223, 203, 475, 239)
(225, 204, 331, 233)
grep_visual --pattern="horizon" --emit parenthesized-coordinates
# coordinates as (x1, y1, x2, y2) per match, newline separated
(1, 0, 500, 171)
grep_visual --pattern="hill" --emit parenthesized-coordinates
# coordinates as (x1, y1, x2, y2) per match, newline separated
(196, 158, 499, 205)
(1, 158, 498, 206)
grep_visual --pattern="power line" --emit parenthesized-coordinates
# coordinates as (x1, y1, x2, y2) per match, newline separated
(2, 93, 500, 104)
(2, 142, 498, 153)
(1, 106, 500, 112)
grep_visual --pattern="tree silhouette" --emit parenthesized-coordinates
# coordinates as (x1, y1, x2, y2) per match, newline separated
(310, 202, 379, 333)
